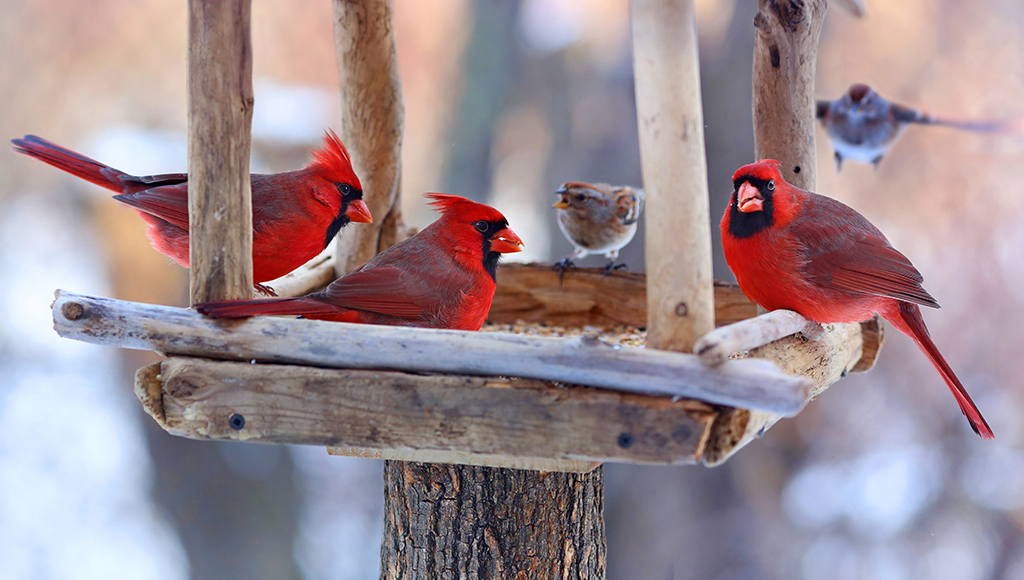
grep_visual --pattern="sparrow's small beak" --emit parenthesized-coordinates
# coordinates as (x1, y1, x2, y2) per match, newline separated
(553, 190, 570, 210)
(489, 226, 524, 254)
(736, 182, 763, 213)
(345, 199, 373, 223)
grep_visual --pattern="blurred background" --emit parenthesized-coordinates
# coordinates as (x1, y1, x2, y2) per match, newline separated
(1, 0, 1023, 578)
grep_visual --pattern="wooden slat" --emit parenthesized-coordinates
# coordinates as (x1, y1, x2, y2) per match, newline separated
(136, 358, 716, 466)
(751, 0, 827, 190)
(631, 0, 714, 352)
(187, 0, 254, 303)
(489, 264, 757, 328)
(53, 290, 814, 415)
(331, 0, 405, 274)
(325, 447, 600, 474)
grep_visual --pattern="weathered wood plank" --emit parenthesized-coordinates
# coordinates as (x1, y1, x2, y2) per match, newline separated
(702, 316, 884, 466)
(53, 289, 814, 415)
(631, 0, 714, 352)
(332, 0, 404, 273)
(488, 264, 757, 328)
(751, 0, 827, 190)
(187, 0, 254, 303)
(136, 358, 716, 466)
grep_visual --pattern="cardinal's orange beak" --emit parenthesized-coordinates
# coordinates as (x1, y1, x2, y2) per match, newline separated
(345, 199, 373, 223)
(737, 182, 763, 213)
(490, 226, 524, 254)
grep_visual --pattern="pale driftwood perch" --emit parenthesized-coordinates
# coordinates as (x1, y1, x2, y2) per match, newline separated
(489, 264, 757, 329)
(702, 316, 884, 466)
(187, 0, 254, 303)
(332, 0, 404, 275)
(694, 309, 824, 366)
(53, 290, 813, 415)
(135, 358, 716, 466)
(752, 0, 827, 190)
(631, 0, 714, 353)
(261, 246, 336, 298)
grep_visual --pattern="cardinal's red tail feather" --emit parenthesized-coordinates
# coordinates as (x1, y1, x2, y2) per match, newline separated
(895, 302, 995, 439)
(196, 297, 344, 319)
(11, 135, 126, 193)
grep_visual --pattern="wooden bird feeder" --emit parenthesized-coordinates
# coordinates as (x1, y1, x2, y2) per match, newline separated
(50, 0, 875, 577)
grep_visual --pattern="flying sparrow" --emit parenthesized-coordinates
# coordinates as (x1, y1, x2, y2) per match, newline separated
(817, 83, 1007, 171)
(552, 181, 644, 279)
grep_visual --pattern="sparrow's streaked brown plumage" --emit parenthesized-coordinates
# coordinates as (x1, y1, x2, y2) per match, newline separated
(552, 181, 644, 278)
(817, 83, 1007, 171)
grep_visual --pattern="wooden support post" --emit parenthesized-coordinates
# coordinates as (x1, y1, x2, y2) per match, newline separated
(632, 0, 715, 353)
(332, 0, 405, 275)
(751, 0, 827, 190)
(187, 0, 254, 303)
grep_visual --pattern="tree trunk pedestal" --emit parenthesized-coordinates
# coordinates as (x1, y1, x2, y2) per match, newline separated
(381, 461, 606, 580)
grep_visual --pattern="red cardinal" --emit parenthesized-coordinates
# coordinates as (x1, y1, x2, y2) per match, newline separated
(197, 193, 524, 331)
(721, 160, 993, 438)
(11, 130, 372, 292)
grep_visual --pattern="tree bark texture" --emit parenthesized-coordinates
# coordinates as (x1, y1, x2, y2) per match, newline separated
(332, 0, 405, 275)
(187, 0, 254, 303)
(381, 461, 606, 580)
(752, 0, 827, 191)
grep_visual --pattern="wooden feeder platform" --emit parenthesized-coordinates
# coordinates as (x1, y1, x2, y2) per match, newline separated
(53, 263, 881, 471)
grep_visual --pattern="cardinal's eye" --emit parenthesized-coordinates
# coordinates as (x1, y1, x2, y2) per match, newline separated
(474, 220, 489, 232)
(767, 179, 775, 191)
(336, 183, 353, 196)
(576, 194, 586, 202)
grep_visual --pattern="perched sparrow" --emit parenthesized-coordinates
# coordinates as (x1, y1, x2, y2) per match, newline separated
(722, 159, 993, 438)
(816, 83, 1007, 171)
(552, 181, 644, 279)
(198, 193, 523, 331)
(12, 131, 371, 293)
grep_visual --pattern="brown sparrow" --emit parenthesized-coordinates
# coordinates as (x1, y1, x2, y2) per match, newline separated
(817, 83, 1007, 171)
(552, 181, 644, 279)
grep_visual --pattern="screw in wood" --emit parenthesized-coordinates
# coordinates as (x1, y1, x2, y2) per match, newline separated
(228, 413, 245, 430)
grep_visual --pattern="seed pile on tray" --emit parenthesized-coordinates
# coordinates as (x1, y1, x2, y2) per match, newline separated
(481, 322, 647, 348)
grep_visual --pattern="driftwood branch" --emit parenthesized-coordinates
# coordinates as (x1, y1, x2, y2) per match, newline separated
(187, 0, 254, 303)
(694, 309, 824, 366)
(631, 0, 714, 352)
(53, 290, 813, 415)
(702, 316, 884, 466)
(135, 358, 716, 467)
(489, 264, 757, 328)
(752, 0, 827, 190)
(261, 246, 336, 298)
(332, 0, 404, 274)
